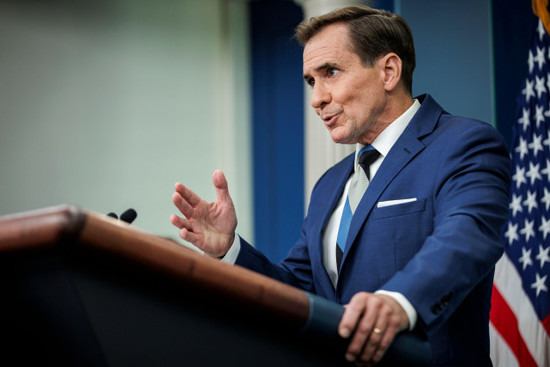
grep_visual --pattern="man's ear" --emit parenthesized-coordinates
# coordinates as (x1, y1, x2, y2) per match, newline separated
(381, 53, 402, 92)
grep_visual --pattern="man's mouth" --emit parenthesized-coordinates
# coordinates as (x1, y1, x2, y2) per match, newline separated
(322, 113, 340, 126)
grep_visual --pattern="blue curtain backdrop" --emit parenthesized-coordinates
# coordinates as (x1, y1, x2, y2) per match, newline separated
(250, 0, 304, 262)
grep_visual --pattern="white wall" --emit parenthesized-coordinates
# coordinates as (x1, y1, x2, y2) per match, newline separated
(0, 0, 252, 244)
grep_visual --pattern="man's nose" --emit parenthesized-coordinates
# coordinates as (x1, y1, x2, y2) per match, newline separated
(310, 84, 330, 110)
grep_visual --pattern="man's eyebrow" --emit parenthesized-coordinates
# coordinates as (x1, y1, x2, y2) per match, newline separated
(315, 62, 338, 72)
(303, 62, 338, 81)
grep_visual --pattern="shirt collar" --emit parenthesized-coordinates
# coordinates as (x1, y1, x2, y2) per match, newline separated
(354, 99, 421, 172)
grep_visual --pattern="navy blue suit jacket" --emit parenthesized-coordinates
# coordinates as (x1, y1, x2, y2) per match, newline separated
(236, 95, 511, 366)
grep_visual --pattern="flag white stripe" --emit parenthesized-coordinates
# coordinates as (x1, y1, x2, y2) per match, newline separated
(493, 254, 550, 367)
(490, 322, 520, 367)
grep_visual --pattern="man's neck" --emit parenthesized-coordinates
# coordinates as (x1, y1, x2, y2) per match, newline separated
(359, 92, 414, 145)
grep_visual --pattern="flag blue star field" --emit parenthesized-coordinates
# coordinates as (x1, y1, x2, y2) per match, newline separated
(490, 20, 550, 367)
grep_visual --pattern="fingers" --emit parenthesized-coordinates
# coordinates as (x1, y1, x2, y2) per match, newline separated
(174, 182, 202, 209)
(339, 293, 409, 366)
(341, 293, 379, 363)
(173, 171, 232, 218)
(178, 226, 202, 245)
(356, 309, 391, 365)
(171, 186, 203, 246)
(172, 190, 194, 219)
(170, 213, 205, 246)
(339, 300, 363, 339)
(212, 170, 233, 206)
(371, 323, 399, 363)
(170, 213, 191, 230)
(172, 180, 208, 219)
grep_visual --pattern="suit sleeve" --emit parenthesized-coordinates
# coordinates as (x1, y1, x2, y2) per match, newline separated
(379, 121, 511, 334)
(235, 208, 316, 293)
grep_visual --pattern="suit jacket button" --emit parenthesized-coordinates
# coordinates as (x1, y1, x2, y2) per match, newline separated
(440, 292, 453, 307)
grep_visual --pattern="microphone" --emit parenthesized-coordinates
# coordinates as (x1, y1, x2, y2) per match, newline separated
(120, 208, 137, 224)
(106, 212, 118, 219)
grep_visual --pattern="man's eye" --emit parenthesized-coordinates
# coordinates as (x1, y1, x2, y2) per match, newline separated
(307, 78, 315, 87)
(328, 68, 339, 77)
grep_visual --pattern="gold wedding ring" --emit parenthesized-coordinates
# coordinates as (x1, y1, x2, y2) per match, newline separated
(373, 328, 383, 335)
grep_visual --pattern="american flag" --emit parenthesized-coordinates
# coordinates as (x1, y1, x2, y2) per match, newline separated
(490, 19, 550, 367)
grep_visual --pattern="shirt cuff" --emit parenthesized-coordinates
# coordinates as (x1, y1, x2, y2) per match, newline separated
(219, 234, 241, 264)
(375, 290, 417, 331)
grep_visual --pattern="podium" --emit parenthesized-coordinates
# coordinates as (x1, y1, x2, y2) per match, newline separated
(0, 205, 430, 366)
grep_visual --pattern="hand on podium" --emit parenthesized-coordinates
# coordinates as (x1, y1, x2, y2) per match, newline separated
(339, 292, 409, 366)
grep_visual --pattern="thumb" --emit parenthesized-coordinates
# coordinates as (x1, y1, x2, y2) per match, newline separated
(212, 170, 233, 205)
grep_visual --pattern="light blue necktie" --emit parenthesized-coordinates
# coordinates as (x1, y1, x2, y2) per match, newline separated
(336, 145, 380, 271)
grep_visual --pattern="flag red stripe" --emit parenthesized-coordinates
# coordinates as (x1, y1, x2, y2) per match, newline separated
(491, 285, 539, 367)
(543, 313, 550, 337)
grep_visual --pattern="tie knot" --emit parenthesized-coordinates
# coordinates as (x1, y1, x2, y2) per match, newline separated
(358, 146, 380, 180)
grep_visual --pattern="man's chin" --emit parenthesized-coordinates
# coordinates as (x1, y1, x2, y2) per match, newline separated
(329, 132, 354, 145)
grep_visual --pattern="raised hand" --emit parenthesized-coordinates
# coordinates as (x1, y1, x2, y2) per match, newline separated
(170, 170, 237, 257)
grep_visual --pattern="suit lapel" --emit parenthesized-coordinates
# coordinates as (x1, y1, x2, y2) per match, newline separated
(309, 154, 354, 298)
(318, 157, 354, 230)
(340, 95, 444, 268)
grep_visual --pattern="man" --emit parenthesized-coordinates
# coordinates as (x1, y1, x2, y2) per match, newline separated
(171, 6, 510, 366)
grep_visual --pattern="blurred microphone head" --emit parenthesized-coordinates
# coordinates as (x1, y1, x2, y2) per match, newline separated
(107, 212, 118, 219)
(120, 208, 137, 224)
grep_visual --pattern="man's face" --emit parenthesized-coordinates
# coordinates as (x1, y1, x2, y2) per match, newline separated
(303, 23, 389, 145)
